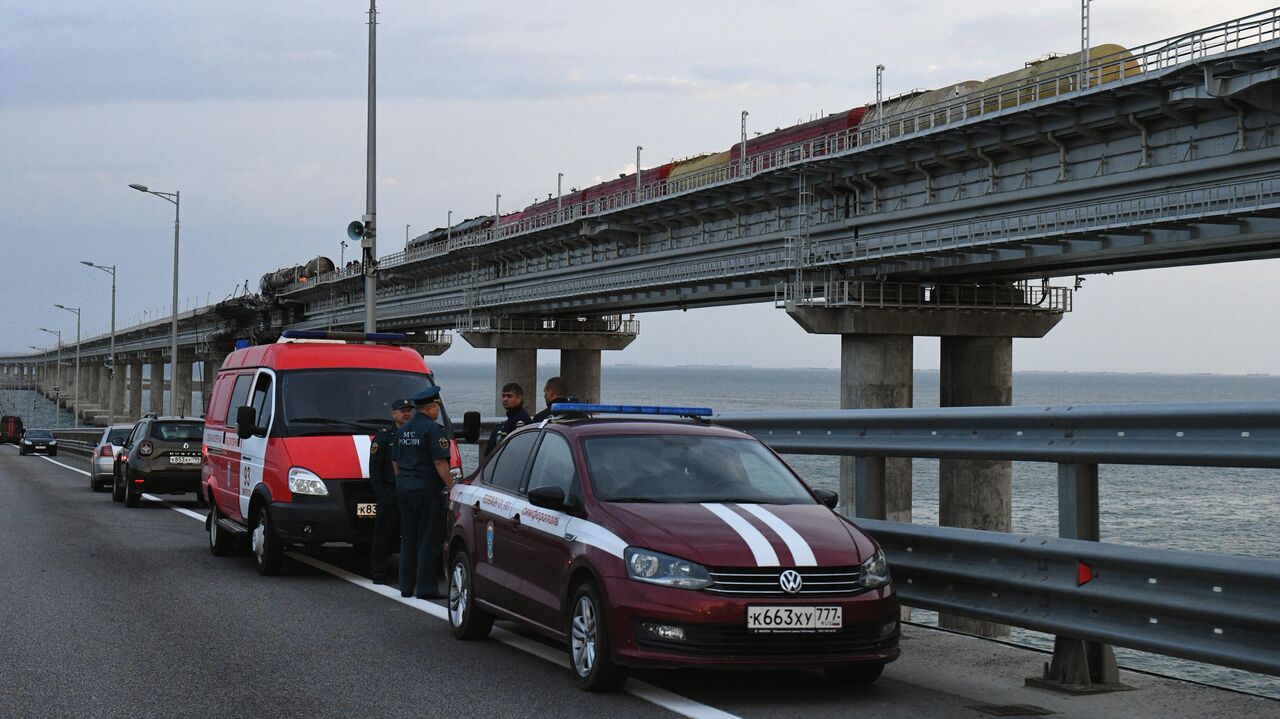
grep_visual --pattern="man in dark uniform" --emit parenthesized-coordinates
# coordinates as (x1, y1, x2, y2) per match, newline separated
(368, 398, 413, 584)
(392, 385, 454, 599)
(531, 376, 570, 422)
(485, 382, 532, 457)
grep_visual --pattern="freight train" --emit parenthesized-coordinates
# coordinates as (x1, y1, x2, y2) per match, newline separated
(406, 44, 1139, 252)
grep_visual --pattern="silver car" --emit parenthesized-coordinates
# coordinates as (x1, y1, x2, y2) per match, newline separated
(90, 424, 134, 492)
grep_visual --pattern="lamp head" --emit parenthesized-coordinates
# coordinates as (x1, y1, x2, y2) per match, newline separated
(129, 183, 149, 192)
(80, 260, 93, 267)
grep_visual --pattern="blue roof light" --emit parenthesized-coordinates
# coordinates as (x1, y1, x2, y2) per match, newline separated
(549, 403, 713, 418)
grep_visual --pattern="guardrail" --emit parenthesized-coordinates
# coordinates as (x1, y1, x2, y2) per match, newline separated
(49, 429, 101, 457)
(714, 402, 1280, 687)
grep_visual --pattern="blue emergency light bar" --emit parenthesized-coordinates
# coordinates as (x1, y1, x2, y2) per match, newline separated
(279, 330, 407, 343)
(550, 403, 713, 417)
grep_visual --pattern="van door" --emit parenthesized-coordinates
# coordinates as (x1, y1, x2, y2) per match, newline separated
(237, 369, 275, 520)
(218, 372, 254, 521)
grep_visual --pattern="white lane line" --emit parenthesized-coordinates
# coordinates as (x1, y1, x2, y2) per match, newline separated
(35, 455, 743, 719)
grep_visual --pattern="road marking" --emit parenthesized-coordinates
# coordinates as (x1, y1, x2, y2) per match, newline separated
(33, 454, 743, 719)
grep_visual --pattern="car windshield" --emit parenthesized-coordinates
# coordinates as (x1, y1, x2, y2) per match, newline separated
(107, 428, 131, 444)
(277, 369, 435, 437)
(581, 434, 816, 504)
(151, 422, 204, 441)
(24, 430, 53, 439)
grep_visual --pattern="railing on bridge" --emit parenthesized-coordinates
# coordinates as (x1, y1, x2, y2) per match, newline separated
(275, 8, 1280, 297)
(454, 315, 639, 336)
(776, 280, 1073, 313)
(713, 402, 1280, 689)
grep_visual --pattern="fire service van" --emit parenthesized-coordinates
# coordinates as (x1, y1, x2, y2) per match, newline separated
(202, 330, 477, 575)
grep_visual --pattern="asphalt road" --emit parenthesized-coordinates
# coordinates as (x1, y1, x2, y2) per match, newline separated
(1, 446, 1274, 719)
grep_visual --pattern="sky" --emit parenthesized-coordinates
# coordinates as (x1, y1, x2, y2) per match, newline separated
(2, 1, 1277, 375)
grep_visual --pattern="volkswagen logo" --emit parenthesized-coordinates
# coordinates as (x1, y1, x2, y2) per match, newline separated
(779, 569, 803, 594)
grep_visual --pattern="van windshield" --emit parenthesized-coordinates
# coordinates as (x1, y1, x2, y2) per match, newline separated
(276, 369, 435, 437)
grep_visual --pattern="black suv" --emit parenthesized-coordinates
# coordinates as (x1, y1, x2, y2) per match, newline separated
(112, 415, 204, 508)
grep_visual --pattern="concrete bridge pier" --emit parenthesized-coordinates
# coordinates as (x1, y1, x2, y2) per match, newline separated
(148, 357, 165, 415)
(96, 364, 110, 412)
(127, 359, 143, 422)
(200, 357, 224, 417)
(462, 319, 638, 415)
(174, 358, 193, 417)
(110, 362, 126, 425)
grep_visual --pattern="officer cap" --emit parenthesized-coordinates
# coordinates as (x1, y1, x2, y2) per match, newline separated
(410, 385, 443, 405)
(391, 398, 413, 410)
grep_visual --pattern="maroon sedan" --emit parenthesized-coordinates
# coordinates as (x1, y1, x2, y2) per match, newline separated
(445, 404, 900, 691)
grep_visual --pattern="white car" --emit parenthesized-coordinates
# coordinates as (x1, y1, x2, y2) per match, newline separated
(90, 424, 133, 492)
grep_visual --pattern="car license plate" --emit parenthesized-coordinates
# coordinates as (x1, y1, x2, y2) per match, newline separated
(356, 502, 377, 518)
(747, 606, 842, 633)
(169, 456, 201, 465)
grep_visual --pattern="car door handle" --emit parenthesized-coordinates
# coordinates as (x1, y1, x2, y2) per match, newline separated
(472, 501, 481, 516)
(510, 513, 521, 529)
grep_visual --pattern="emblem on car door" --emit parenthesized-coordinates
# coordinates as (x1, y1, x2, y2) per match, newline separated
(779, 569, 803, 594)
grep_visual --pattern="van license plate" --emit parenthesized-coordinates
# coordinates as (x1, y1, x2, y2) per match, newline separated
(356, 502, 377, 518)
(747, 606, 841, 633)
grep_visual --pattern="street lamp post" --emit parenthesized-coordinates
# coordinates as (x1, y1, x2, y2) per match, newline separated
(635, 146, 643, 200)
(557, 172, 564, 216)
(54, 304, 80, 425)
(875, 64, 885, 141)
(740, 110, 749, 176)
(38, 328, 61, 428)
(128, 183, 180, 416)
(81, 260, 117, 424)
(446, 210, 452, 243)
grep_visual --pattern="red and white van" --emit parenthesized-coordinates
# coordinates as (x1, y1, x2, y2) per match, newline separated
(201, 330, 470, 575)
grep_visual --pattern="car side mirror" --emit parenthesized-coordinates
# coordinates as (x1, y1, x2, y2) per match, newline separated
(813, 488, 839, 509)
(235, 406, 257, 440)
(527, 485, 566, 510)
(463, 411, 481, 444)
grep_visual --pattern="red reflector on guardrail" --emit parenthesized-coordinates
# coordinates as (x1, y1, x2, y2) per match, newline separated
(1077, 561, 1095, 586)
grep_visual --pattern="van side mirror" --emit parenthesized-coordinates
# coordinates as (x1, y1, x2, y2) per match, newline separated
(813, 488, 839, 509)
(235, 406, 257, 440)
(462, 411, 481, 444)
(528, 485, 566, 510)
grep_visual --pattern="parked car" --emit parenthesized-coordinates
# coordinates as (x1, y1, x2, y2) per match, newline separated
(112, 415, 204, 508)
(445, 403, 901, 691)
(19, 428, 56, 456)
(89, 423, 134, 492)
(201, 330, 475, 575)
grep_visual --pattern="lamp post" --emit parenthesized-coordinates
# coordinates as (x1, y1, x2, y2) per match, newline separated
(54, 304, 80, 425)
(38, 327, 61, 428)
(635, 145, 643, 200)
(740, 110, 749, 176)
(81, 260, 117, 424)
(875, 64, 885, 141)
(447, 210, 452, 243)
(557, 172, 564, 216)
(128, 183, 180, 415)
(1080, 0, 1092, 91)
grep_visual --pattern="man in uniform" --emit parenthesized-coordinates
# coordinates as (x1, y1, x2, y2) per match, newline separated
(531, 376, 570, 422)
(391, 385, 454, 599)
(485, 382, 532, 457)
(368, 398, 413, 584)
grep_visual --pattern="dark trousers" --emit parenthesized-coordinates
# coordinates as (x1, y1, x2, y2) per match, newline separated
(397, 487, 445, 597)
(370, 487, 400, 580)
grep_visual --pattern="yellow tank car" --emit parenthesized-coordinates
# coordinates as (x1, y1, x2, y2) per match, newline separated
(966, 44, 1141, 115)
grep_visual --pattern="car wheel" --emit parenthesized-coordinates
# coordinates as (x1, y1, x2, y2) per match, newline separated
(111, 467, 124, 503)
(207, 500, 234, 557)
(251, 506, 284, 576)
(568, 581, 628, 692)
(824, 663, 885, 685)
(448, 550, 493, 640)
(123, 472, 140, 508)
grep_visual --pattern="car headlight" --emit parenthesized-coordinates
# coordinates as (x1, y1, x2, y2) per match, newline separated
(287, 467, 328, 496)
(858, 548, 890, 588)
(48, 440, 56, 446)
(22, 440, 31, 445)
(624, 547, 712, 589)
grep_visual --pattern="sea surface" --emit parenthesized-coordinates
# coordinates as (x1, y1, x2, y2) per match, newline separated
(5, 366, 1277, 697)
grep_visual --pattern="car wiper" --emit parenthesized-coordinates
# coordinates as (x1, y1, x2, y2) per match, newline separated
(290, 417, 382, 432)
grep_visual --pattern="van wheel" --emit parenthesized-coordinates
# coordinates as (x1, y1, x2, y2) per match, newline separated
(123, 472, 140, 508)
(208, 501, 234, 557)
(568, 581, 627, 692)
(251, 506, 284, 576)
(448, 550, 492, 640)
(111, 468, 124, 503)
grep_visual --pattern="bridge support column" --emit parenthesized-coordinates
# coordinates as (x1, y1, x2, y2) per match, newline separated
(174, 359, 193, 417)
(462, 318, 638, 416)
(128, 360, 143, 422)
(201, 358, 223, 417)
(148, 358, 165, 415)
(97, 364, 110, 411)
(110, 362, 126, 425)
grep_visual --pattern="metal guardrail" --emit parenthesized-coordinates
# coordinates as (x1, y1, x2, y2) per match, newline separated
(714, 402, 1280, 682)
(776, 280, 1073, 313)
